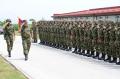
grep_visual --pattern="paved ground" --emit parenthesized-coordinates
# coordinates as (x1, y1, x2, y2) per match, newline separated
(0, 35, 120, 79)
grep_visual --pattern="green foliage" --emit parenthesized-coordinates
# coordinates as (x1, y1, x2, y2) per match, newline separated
(13, 24, 19, 31)
(0, 21, 4, 26)
(29, 18, 35, 21)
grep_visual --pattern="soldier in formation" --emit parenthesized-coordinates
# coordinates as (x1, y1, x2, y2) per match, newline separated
(31, 20, 38, 43)
(37, 20, 120, 65)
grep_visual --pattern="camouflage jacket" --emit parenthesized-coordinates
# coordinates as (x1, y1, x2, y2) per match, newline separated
(21, 25, 31, 40)
(3, 25, 15, 40)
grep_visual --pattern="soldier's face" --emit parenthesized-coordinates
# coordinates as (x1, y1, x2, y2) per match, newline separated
(6, 22, 11, 26)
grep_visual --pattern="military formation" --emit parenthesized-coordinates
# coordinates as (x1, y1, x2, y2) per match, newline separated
(37, 20, 120, 65)
(3, 19, 120, 64)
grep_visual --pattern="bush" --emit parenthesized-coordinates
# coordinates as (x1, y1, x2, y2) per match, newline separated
(13, 24, 18, 31)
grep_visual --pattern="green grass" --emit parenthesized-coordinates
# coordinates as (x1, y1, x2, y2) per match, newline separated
(0, 56, 28, 79)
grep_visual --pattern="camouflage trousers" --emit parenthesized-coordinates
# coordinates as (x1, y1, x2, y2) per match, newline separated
(104, 42, 110, 55)
(33, 33, 38, 42)
(116, 42, 120, 58)
(5, 36, 13, 52)
(22, 38, 31, 55)
(109, 41, 116, 57)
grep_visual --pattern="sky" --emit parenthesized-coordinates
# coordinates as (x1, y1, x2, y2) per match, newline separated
(0, 0, 120, 23)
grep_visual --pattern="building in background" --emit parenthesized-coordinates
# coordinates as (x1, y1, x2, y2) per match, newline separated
(52, 6, 120, 22)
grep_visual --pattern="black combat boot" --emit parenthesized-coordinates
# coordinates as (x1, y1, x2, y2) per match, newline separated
(54, 44, 57, 48)
(63, 45, 67, 50)
(56, 44, 59, 49)
(42, 41, 45, 45)
(112, 57, 117, 63)
(81, 50, 85, 55)
(51, 43, 54, 47)
(101, 53, 105, 60)
(83, 50, 87, 56)
(56, 44, 59, 48)
(104, 55, 111, 62)
(92, 52, 99, 59)
(39, 41, 42, 44)
(33, 40, 36, 43)
(46, 42, 48, 45)
(77, 48, 81, 54)
(58, 44, 61, 49)
(61, 45, 64, 50)
(78, 49, 83, 55)
(78, 48, 81, 53)
(8, 51, 11, 57)
(66, 46, 69, 51)
(65, 45, 69, 51)
(86, 50, 91, 57)
(60, 45, 63, 50)
(116, 58, 120, 65)
(116, 62, 120, 65)
(44, 41, 47, 45)
(109, 57, 117, 63)
(24, 54, 28, 61)
(68, 47, 72, 51)
(98, 53, 105, 60)
(72, 47, 77, 53)
(49, 43, 52, 47)
(91, 51, 94, 57)
(59, 45, 62, 49)
(35, 39, 37, 43)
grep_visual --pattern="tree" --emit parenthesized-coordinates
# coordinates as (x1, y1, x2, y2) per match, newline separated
(0, 21, 4, 27)
(29, 19, 35, 22)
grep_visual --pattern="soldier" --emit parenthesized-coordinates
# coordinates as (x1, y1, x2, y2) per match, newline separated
(21, 20, 31, 61)
(86, 21, 94, 57)
(79, 21, 85, 55)
(116, 22, 120, 65)
(71, 21, 77, 53)
(92, 22, 99, 58)
(97, 21, 105, 60)
(108, 21, 117, 63)
(83, 21, 89, 56)
(3, 19, 15, 57)
(74, 21, 80, 54)
(31, 20, 38, 43)
(65, 21, 72, 51)
(77, 21, 83, 54)
(104, 22, 111, 61)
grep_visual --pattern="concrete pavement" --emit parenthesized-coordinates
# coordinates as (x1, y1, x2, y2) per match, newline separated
(0, 35, 120, 79)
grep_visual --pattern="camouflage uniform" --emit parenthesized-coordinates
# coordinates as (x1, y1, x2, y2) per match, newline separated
(109, 22, 117, 62)
(31, 21, 38, 43)
(21, 20, 31, 60)
(104, 22, 111, 61)
(92, 22, 99, 58)
(116, 22, 120, 64)
(3, 19, 15, 57)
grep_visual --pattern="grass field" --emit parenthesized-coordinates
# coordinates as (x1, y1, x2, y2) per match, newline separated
(0, 56, 27, 79)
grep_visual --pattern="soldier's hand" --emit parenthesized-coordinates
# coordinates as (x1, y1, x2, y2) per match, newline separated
(3, 22, 9, 27)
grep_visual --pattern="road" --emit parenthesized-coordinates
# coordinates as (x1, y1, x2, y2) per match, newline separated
(0, 35, 120, 79)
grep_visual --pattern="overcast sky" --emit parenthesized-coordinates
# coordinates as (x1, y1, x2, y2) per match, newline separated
(0, 0, 120, 23)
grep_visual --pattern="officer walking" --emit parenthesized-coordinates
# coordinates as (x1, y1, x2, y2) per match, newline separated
(21, 20, 31, 61)
(3, 19, 15, 57)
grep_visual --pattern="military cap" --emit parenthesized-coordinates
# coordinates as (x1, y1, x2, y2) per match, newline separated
(6, 19, 11, 23)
